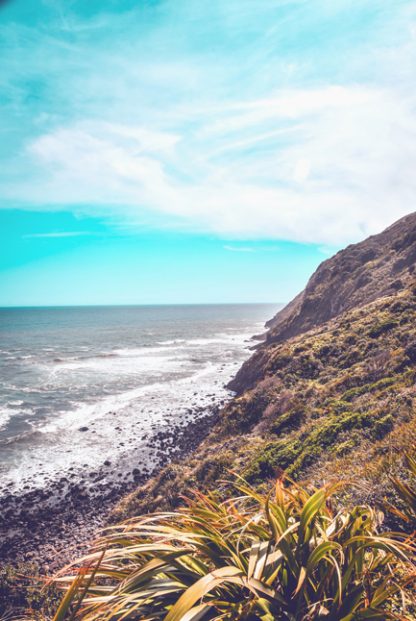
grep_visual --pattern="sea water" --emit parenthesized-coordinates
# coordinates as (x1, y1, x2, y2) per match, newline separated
(0, 304, 278, 493)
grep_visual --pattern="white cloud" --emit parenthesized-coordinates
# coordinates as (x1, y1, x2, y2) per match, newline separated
(292, 158, 311, 183)
(18, 82, 416, 245)
(2, 0, 416, 246)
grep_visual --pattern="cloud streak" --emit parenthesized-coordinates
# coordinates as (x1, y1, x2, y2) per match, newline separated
(224, 245, 255, 253)
(22, 231, 95, 239)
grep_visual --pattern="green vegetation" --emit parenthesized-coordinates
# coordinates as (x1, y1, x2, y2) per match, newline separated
(113, 290, 416, 524)
(340, 376, 397, 402)
(269, 407, 304, 435)
(21, 478, 416, 620)
(244, 408, 397, 484)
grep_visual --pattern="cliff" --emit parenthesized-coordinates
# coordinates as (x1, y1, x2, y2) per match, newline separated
(229, 212, 416, 393)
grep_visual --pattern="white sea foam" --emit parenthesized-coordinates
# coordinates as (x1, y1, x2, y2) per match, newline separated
(113, 344, 188, 356)
(39, 359, 219, 434)
(3, 357, 237, 492)
(48, 350, 190, 377)
(0, 407, 13, 431)
(44, 331, 253, 379)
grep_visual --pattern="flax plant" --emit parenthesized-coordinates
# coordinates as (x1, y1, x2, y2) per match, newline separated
(390, 453, 416, 528)
(36, 477, 416, 621)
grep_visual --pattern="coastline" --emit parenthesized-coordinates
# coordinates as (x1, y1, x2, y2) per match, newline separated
(0, 306, 276, 576)
(0, 402, 221, 572)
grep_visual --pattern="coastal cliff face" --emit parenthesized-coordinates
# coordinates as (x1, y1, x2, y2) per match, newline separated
(116, 213, 416, 519)
(269, 213, 416, 336)
(229, 212, 416, 393)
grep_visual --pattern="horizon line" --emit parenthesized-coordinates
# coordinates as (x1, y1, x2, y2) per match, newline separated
(0, 301, 285, 310)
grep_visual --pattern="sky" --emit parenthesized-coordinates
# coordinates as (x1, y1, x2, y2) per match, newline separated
(1, 0, 416, 306)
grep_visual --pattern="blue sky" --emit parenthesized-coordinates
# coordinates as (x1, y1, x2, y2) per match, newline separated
(1, 0, 416, 306)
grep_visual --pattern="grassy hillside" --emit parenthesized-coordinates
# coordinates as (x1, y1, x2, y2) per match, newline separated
(114, 286, 416, 521)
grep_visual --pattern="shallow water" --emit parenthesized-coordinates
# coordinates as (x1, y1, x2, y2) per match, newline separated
(0, 304, 278, 492)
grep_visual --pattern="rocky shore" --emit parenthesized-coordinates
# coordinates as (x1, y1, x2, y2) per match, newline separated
(0, 404, 220, 573)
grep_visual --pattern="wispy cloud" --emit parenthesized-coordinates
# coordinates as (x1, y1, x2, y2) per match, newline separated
(1, 0, 416, 245)
(22, 231, 95, 239)
(224, 245, 255, 253)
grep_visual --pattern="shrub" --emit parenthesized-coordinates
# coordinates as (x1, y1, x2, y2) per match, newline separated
(269, 408, 304, 435)
(244, 440, 301, 482)
(340, 376, 397, 402)
(194, 453, 233, 485)
(245, 407, 398, 484)
(372, 413, 394, 439)
(368, 320, 398, 339)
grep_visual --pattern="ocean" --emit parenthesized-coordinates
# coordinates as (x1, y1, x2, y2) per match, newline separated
(0, 304, 278, 496)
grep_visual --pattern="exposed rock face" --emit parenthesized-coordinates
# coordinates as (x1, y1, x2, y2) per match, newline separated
(229, 212, 416, 393)
(267, 213, 416, 340)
